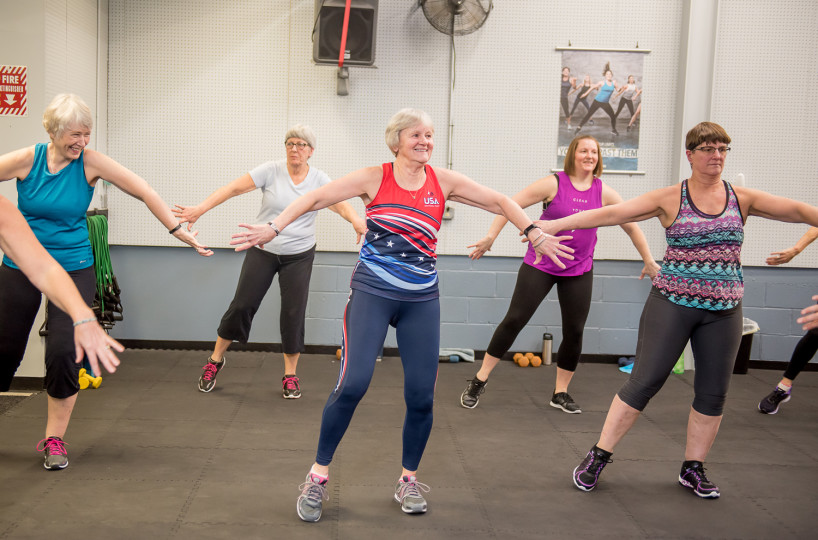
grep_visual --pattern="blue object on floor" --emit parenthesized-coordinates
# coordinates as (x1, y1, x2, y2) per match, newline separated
(619, 362, 634, 373)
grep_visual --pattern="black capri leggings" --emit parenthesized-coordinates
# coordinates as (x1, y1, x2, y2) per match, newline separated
(486, 263, 593, 372)
(618, 287, 743, 416)
(0, 264, 96, 398)
(783, 327, 818, 381)
(217, 245, 315, 354)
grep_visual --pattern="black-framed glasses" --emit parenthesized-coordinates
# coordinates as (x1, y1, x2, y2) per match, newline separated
(285, 141, 310, 149)
(693, 145, 731, 155)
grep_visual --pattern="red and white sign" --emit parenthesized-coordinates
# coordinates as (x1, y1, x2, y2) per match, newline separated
(0, 66, 27, 116)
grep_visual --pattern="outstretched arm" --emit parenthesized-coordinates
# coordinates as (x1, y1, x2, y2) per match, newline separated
(440, 169, 573, 267)
(601, 183, 660, 278)
(766, 226, 818, 265)
(230, 166, 381, 251)
(173, 173, 257, 231)
(0, 196, 123, 374)
(468, 174, 558, 260)
(737, 186, 818, 226)
(84, 150, 213, 256)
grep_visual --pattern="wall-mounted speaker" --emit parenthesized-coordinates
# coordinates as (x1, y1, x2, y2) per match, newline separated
(313, 0, 378, 67)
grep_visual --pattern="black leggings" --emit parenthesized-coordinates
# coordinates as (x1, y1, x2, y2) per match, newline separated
(614, 98, 634, 119)
(0, 264, 96, 398)
(217, 246, 315, 354)
(783, 328, 818, 381)
(486, 263, 593, 372)
(618, 288, 743, 416)
(578, 100, 617, 130)
(569, 96, 590, 117)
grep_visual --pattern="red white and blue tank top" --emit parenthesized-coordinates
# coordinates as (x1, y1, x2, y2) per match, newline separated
(524, 171, 602, 276)
(652, 179, 744, 311)
(350, 163, 445, 301)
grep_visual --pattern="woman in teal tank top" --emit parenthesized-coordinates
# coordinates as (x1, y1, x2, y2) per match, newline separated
(0, 94, 211, 471)
(539, 121, 818, 499)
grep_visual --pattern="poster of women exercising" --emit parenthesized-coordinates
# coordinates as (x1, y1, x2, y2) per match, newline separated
(556, 48, 648, 172)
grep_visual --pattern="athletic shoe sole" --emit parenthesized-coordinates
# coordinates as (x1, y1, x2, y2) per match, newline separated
(572, 466, 595, 491)
(678, 476, 720, 498)
(758, 394, 790, 414)
(394, 493, 427, 514)
(460, 394, 479, 409)
(43, 460, 68, 471)
(550, 401, 582, 414)
(296, 501, 321, 522)
(283, 393, 301, 399)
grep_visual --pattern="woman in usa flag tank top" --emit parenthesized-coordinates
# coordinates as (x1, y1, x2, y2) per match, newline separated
(539, 122, 818, 499)
(230, 109, 574, 521)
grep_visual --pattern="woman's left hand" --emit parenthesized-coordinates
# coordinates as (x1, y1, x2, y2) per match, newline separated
(74, 322, 125, 375)
(639, 261, 661, 280)
(230, 223, 275, 251)
(797, 296, 818, 331)
(172, 228, 214, 256)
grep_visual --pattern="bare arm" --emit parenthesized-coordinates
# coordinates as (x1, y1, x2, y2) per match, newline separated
(0, 196, 123, 374)
(468, 174, 558, 260)
(735, 186, 818, 226)
(327, 200, 367, 243)
(230, 166, 381, 251)
(600, 183, 660, 278)
(84, 150, 213, 256)
(766, 226, 818, 265)
(438, 168, 574, 267)
(173, 173, 257, 231)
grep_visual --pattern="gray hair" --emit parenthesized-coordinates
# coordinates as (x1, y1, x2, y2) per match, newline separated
(384, 109, 434, 156)
(42, 94, 93, 138)
(284, 124, 317, 149)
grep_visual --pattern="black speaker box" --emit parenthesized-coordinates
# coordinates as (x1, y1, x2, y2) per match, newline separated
(313, 0, 378, 66)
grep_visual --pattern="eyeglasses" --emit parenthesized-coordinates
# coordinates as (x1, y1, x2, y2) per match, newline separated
(692, 145, 731, 155)
(285, 142, 310, 149)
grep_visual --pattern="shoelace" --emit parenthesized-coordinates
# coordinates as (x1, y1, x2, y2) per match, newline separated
(35, 437, 68, 456)
(201, 363, 219, 381)
(686, 465, 710, 485)
(587, 453, 612, 474)
(299, 480, 329, 504)
(284, 377, 300, 390)
(399, 479, 430, 500)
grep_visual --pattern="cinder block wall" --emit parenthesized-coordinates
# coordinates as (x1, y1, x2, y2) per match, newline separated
(109, 246, 817, 367)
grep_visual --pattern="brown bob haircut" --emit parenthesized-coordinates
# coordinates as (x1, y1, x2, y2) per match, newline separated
(563, 135, 603, 177)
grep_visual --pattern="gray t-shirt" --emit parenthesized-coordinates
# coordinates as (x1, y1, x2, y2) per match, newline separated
(249, 159, 332, 255)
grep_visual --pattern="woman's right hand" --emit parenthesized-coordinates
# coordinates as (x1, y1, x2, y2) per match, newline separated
(173, 204, 204, 231)
(766, 246, 798, 265)
(172, 227, 214, 256)
(73, 321, 124, 375)
(467, 236, 495, 260)
(797, 296, 818, 331)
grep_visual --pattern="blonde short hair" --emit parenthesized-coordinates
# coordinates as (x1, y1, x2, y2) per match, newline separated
(384, 109, 434, 156)
(284, 124, 316, 149)
(42, 94, 93, 138)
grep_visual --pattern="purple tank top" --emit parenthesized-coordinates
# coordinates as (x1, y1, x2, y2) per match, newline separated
(524, 171, 602, 276)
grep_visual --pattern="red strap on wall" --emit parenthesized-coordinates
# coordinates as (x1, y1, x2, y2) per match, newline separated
(338, 0, 352, 68)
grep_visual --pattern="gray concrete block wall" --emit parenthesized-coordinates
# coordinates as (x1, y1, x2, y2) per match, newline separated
(108, 246, 817, 367)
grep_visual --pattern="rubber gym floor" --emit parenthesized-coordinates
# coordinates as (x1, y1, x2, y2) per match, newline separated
(1, 349, 816, 539)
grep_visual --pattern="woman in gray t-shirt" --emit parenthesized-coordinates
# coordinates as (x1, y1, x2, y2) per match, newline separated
(174, 125, 365, 398)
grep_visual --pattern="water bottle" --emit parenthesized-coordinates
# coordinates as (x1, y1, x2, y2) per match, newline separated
(542, 332, 553, 366)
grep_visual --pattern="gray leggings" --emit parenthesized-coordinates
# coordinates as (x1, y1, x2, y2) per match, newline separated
(618, 287, 743, 416)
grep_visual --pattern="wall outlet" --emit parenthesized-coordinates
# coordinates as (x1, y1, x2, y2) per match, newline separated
(442, 205, 454, 220)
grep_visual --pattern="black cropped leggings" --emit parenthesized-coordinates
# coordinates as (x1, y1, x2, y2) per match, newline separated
(783, 327, 818, 381)
(486, 263, 593, 372)
(618, 288, 743, 416)
(578, 100, 617, 130)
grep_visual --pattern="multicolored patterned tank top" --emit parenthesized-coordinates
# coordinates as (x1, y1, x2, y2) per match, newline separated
(349, 163, 445, 301)
(652, 179, 744, 310)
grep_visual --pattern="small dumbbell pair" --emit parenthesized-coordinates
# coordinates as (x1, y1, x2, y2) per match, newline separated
(78, 368, 102, 389)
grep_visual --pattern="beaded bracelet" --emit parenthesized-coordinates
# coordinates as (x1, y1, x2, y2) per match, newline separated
(72, 317, 97, 327)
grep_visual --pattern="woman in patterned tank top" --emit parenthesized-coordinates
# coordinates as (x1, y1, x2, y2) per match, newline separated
(538, 121, 818, 499)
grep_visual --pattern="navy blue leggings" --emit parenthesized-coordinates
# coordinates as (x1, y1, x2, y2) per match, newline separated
(315, 289, 440, 471)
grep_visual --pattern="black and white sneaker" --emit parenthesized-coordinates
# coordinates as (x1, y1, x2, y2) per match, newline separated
(460, 377, 487, 409)
(550, 391, 582, 413)
(198, 357, 225, 393)
(573, 446, 612, 491)
(679, 461, 720, 498)
(758, 386, 791, 414)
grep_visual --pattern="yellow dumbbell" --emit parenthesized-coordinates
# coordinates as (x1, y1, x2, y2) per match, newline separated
(79, 368, 102, 389)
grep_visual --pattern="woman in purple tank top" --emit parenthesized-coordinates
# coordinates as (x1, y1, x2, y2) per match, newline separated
(460, 135, 660, 413)
(540, 122, 818, 499)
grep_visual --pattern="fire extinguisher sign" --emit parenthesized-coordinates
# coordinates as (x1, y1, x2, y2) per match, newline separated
(0, 66, 27, 116)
